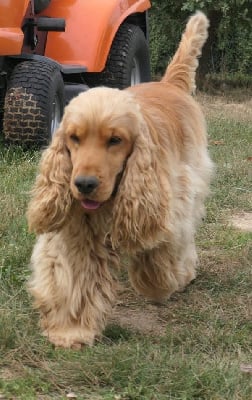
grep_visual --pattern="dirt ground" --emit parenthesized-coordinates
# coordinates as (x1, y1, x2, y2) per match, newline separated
(230, 212, 252, 233)
(109, 282, 174, 337)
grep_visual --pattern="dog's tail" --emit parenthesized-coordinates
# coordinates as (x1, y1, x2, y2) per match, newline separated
(162, 11, 209, 93)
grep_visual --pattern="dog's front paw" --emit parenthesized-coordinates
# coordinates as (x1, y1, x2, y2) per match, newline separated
(43, 327, 97, 349)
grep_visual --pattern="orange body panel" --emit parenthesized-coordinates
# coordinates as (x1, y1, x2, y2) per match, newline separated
(40, 0, 151, 71)
(0, 0, 29, 55)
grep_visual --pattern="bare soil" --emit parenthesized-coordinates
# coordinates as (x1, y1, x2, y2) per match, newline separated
(109, 280, 196, 337)
(110, 284, 169, 336)
(230, 212, 252, 232)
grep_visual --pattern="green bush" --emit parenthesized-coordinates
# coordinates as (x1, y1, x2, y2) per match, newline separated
(149, 0, 252, 81)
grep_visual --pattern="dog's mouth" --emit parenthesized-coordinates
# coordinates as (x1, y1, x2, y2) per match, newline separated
(80, 199, 103, 210)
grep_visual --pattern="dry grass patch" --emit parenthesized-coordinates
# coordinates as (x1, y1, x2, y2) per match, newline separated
(198, 92, 252, 123)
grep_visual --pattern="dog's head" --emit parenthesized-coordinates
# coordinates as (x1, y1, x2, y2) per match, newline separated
(63, 88, 137, 212)
(27, 87, 169, 249)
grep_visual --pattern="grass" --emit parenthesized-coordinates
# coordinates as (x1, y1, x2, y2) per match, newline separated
(0, 91, 251, 399)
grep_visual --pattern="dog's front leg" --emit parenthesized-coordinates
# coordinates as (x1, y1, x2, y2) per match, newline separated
(28, 229, 117, 349)
(128, 241, 197, 302)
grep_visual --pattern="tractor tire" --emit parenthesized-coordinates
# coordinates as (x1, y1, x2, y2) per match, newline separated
(3, 61, 65, 147)
(0, 88, 5, 133)
(84, 23, 151, 89)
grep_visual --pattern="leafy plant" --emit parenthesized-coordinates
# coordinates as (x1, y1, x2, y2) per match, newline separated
(149, 0, 252, 82)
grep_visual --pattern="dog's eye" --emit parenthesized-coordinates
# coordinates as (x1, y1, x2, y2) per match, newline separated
(108, 136, 122, 146)
(70, 134, 80, 144)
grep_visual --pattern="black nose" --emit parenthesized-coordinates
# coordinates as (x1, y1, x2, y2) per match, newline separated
(74, 176, 99, 194)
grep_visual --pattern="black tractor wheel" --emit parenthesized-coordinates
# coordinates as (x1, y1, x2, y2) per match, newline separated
(3, 61, 65, 147)
(84, 23, 151, 89)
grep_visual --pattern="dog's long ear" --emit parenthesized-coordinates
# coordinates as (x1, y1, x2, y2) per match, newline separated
(111, 119, 171, 252)
(26, 128, 73, 234)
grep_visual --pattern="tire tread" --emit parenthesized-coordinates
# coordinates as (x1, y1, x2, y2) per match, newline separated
(3, 61, 64, 146)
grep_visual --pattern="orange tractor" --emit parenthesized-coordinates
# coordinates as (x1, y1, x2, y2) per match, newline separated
(0, 0, 151, 146)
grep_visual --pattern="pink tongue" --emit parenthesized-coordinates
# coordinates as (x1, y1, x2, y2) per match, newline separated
(81, 200, 101, 210)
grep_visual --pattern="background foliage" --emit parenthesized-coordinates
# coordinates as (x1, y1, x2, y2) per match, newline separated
(149, 0, 252, 86)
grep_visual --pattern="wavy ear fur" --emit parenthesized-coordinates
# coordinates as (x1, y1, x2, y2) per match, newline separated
(26, 129, 73, 234)
(111, 119, 171, 252)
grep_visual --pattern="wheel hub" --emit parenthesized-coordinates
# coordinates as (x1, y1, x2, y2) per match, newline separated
(51, 94, 61, 136)
(130, 57, 141, 86)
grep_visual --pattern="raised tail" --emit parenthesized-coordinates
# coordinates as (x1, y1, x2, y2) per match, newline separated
(162, 11, 209, 93)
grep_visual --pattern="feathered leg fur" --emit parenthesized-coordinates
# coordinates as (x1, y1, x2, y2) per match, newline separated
(128, 241, 197, 302)
(28, 205, 118, 348)
(128, 166, 202, 302)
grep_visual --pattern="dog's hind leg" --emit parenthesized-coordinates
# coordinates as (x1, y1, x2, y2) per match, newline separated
(28, 230, 117, 349)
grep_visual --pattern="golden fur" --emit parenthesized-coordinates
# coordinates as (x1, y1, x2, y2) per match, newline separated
(27, 12, 214, 348)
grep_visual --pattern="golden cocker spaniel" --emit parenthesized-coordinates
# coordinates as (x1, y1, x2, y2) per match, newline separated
(27, 11, 214, 348)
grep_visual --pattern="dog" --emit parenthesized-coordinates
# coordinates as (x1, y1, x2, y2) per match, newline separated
(27, 11, 213, 349)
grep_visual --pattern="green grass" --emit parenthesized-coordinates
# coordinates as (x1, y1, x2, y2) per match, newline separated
(0, 92, 252, 399)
